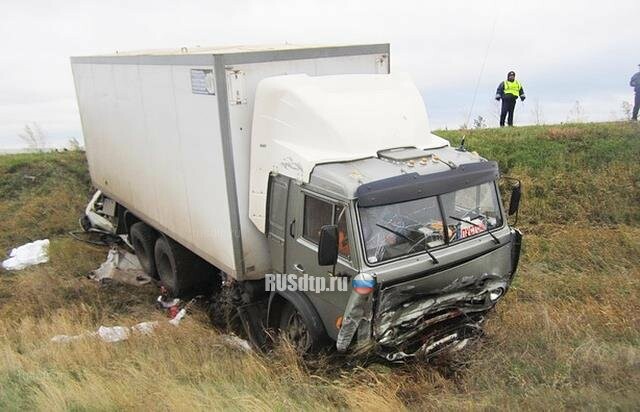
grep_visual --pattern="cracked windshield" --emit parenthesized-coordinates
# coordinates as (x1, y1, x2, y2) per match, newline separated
(359, 182, 502, 264)
(441, 182, 502, 241)
(360, 196, 444, 263)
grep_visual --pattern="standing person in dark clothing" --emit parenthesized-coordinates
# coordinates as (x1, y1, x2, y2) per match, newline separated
(495, 71, 526, 127)
(630, 64, 640, 121)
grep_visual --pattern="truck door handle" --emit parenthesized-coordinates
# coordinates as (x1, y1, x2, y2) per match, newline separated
(293, 263, 305, 272)
(289, 219, 296, 238)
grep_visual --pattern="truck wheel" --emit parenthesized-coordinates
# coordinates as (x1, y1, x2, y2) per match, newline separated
(129, 222, 158, 279)
(154, 235, 218, 297)
(278, 302, 327, 354)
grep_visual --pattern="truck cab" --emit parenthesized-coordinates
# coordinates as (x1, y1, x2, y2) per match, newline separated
(251, 74, 523, 359)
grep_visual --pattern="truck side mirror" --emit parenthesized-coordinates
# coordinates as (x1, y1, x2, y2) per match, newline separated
(508, 183, 521, 216)
(318, 225, 339, 266)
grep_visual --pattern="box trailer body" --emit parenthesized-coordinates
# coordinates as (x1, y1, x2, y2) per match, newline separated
(71, 44, 390, 280)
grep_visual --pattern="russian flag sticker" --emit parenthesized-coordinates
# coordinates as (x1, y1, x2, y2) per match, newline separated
(352, 273, 376, 295)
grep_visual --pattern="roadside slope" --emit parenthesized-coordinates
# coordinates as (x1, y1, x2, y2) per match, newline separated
(0, 122, 639, 410)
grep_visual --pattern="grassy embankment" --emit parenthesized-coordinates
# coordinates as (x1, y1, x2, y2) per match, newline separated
(0, 122, 639, 410)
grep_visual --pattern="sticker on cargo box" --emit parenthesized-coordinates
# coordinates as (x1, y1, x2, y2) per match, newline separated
(190, 69, 215, 95)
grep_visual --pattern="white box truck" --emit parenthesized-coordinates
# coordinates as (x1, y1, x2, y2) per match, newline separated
(71, 44, 522, 360)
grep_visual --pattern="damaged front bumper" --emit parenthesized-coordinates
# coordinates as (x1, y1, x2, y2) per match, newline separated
(375, 275, 507, 361)
(336, 229, 522, 361)
(337, 274, 507, 361)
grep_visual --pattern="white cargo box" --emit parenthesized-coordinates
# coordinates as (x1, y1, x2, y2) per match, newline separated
(71, 44, 389, 280)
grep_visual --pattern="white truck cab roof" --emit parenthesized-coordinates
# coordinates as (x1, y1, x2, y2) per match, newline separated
(249, 73, 449, 232)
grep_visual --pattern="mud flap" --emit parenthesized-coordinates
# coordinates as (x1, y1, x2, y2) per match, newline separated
(237, 300, 269, 350)
(510, 228, 523, 278)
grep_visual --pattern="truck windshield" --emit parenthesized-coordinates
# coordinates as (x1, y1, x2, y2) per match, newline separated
(441, 182, 502, 243)
(359, 181, 502, 264)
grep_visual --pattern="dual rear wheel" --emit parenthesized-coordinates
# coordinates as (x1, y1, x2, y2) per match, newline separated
(129, 221, 218, 297)
(129, 221, 327, 353)
(129, 222, 158, 278)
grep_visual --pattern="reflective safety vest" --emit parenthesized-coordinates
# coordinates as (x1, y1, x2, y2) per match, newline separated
(503, 80, 522, 97)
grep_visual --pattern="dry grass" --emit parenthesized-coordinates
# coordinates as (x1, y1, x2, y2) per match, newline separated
(1, 124, 639, 410)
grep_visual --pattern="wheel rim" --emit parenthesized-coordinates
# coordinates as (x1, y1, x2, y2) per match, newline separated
(284, 311, 311, 353)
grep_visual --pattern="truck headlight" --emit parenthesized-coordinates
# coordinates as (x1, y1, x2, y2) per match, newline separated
(489, 287, 504, 301)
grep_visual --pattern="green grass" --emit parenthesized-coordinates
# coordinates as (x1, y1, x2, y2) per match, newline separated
(0, 151, 91, 252)
(0, 122, 639, 410)
(437, 121, 640, 172)
(438, 122, 640, 225)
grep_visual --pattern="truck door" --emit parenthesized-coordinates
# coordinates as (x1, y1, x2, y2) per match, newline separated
(285, 183, 358, 338)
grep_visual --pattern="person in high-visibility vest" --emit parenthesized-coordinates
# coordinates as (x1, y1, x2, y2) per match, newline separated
(630, 64, 640, 121)
(495, 71, 526, 127)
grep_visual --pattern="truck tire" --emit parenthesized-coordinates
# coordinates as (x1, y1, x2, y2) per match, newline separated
(278, 301, 327, 354)
(129, 222, 158, 279)
(154, 235, 218, 297)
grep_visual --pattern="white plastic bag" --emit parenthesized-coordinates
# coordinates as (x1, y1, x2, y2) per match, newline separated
(2, 239, 50, 271)
(97, 325, 130, 343)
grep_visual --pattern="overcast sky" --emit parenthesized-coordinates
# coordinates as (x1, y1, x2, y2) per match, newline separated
(1, 0, 638, 148)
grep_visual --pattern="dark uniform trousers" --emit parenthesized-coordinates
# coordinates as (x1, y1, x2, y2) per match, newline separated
(500, 95, 518, 127)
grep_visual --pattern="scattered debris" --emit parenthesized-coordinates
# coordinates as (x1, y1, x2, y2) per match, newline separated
(156, 286, 180, 309)
(168, 308, 187, 326)
(70, 190, 124, 247)
(97, 325, 134, 343)
(69, 229, 123, 247)
(157, 293, 204, 326)
(2, 239, 50, 271)
(164, 295, 202, 326)
(89, 247, 151, 286)
(51, 318, 252, 352)
(51, 289, 252, 351)
(51, 321, 160, 344)
(132, 321, 159, 335)
(220, 334, 253, 353)
(84, 190, 116, 233)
